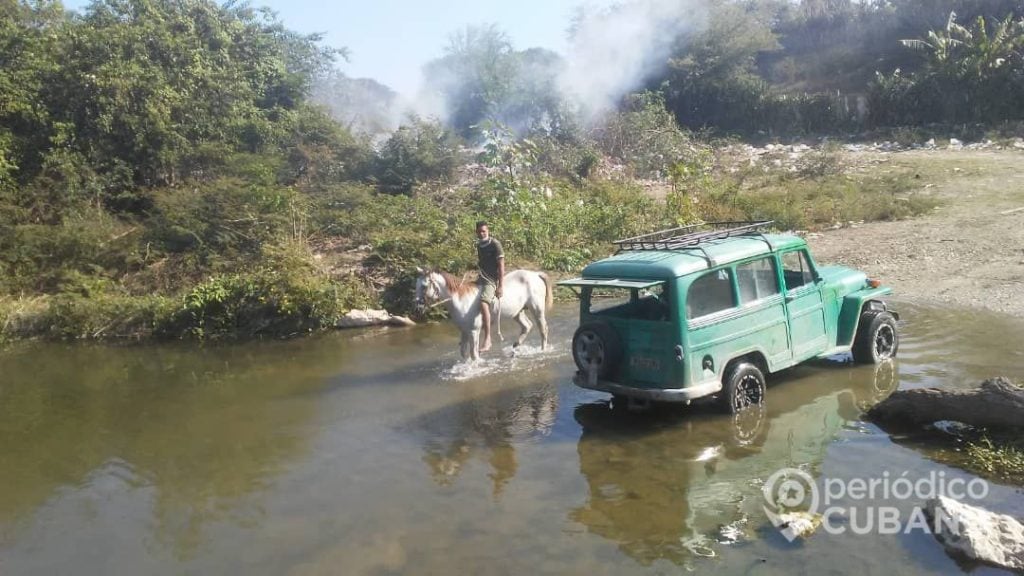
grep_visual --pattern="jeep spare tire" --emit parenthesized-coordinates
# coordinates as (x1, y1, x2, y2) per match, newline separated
(572, 322, 622, 379)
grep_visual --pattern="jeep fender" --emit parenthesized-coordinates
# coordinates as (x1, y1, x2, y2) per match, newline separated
(836, 288, 898, 347)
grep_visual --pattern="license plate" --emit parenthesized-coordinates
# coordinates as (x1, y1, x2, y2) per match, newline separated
(630, 356, 661, 371)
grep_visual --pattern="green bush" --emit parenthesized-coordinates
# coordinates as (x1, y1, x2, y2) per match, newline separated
(373, 118, 461, 195)
(0, 210, 137, 294)
(163, 268, 373, 339)
(147, 178, 301, 260)
(32, 293, 175, 340)
(592, 92, 697, 178)
(161, 242, 375, 339)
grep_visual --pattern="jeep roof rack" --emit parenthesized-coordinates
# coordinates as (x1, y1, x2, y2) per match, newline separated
(613, 221, 775, 264)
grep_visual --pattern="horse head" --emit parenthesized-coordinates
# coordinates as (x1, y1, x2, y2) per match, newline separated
(414, 267, 442, 314)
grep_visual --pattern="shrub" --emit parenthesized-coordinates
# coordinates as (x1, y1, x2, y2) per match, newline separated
(161, 243, 376, 339)
(592, 92, 697, 178)
(373, 118, 461, 195)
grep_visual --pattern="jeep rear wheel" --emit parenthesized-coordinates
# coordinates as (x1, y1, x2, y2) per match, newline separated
(572, 322, 622, 379)
(721, 362, 766, 414)
(852, 310, 899, 364)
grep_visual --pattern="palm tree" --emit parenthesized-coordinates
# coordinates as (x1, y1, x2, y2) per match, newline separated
(901, 11, 1024, 121)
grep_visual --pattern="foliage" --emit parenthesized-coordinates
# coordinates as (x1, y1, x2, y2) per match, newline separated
(146, 178, 300, 261)
(592, 92, 697, 178)
(311, 70, 399, 136)
(163, 244, 375, 339)
(421, 24, 566, 138)
(373, 117, 461, 195)
(477, 121, 539, 193)
(884, 12, 1024, 124)
(658, 1, 1024, 134)
(965, 435, 1024, 483)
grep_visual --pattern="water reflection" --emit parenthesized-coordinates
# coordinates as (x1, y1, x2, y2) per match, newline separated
(569, 360, 900, 567)
(0, 339, 340, 557)
(414, 381, 558, 498)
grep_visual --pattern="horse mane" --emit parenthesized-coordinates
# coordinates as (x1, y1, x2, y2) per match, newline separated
(435, 270, 477, 299)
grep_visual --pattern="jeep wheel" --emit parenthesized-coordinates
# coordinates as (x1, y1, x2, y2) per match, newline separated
(572, 322, 622, 379)
(721, 363, 766, 414)
(852, 310, 899, 364)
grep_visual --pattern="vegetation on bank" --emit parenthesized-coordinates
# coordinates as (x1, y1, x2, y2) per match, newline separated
(964, 435, 1024, 483)
(7, 0, 1018, 344)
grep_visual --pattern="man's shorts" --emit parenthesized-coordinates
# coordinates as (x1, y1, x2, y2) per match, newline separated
(479, 280, 497, 304)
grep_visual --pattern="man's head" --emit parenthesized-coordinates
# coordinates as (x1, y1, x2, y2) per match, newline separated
(476, 221, 490, 241)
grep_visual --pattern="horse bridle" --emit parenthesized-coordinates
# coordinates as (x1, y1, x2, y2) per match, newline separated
(415, 274, 450, 313)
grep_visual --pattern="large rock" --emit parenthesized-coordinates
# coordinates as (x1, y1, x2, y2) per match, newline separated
(337, 309, 415, 329)
(867, 377, 1024, 429)
(926, 496, 1024, 570)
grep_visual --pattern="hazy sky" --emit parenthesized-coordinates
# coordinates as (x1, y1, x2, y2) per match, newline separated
(62, 0, 617, 96)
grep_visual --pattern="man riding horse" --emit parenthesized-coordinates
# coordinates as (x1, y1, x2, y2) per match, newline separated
(476, 220, 504, 353)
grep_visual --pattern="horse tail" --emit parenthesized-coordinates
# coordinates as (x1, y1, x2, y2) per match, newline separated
(538, 272, 553, 311)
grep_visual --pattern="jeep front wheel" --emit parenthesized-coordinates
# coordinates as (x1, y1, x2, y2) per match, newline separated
(721, 362, 766, 414)
(852, 310, 899, 364)
(572, 322, 622, 379)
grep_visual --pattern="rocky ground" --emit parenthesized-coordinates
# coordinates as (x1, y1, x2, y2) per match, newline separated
(806, 149, 1024, 317)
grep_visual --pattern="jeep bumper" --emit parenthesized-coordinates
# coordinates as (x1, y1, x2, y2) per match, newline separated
(572, 372, 722, 403)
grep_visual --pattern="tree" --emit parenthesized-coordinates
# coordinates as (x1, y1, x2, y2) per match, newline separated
(373, 117, 460, 195)
(901, 11, 1024, 121)
(423, 24, 517, 137)
(659, 1, 781, 131)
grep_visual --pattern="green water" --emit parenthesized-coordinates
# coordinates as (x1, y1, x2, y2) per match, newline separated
(1, 303, 1022, 575)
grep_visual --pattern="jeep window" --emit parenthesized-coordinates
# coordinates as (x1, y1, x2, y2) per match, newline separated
(782, 250, 815, 290)
(636, 284, 670, 322)
(587, 284, 669, 322)
(585, 288, 631, 315)
(687, 269, 736, 319)
(737, 257, 780, 304)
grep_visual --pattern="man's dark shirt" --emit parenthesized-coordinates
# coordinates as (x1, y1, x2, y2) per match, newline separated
(477, 238, 504, 284)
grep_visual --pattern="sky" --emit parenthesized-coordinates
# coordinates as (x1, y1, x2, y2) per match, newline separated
(62, 0, 617, 96)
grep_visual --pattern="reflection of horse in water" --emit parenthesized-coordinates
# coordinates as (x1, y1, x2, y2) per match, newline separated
(416, 384, 558, 498)
(415, 268, 552, 361)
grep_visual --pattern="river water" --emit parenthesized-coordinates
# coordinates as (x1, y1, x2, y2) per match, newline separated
(1, 302, 1023, 575)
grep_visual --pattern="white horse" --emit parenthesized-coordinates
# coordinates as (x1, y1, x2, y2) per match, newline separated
(415, 268, 552, 361)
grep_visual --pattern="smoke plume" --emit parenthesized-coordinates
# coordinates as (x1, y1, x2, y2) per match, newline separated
(559, 0, 709, 119)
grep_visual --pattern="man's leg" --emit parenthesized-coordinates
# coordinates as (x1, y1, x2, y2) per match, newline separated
(479, 282, 494, 352)
(480, 302, 492, 352)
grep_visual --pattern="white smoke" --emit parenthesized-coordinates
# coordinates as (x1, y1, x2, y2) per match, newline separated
(560, 0, 709, 120)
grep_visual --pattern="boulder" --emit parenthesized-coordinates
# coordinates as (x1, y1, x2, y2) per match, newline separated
(337, 309, 416, 329)
(926, 496, 1024, 571)
(867, 377, 1024, 429)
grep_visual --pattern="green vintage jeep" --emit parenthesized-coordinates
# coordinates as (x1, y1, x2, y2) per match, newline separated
(557, 221, 899, 413)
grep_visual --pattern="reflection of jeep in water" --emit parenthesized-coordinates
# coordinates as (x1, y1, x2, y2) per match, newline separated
(558, 222, 900, 413)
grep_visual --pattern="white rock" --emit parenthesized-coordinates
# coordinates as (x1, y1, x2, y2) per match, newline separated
(337, 309, 415, 329)
(949, 138, 964, 149)
(777, 511, 822, 539)
(926, 496, 1024, 571)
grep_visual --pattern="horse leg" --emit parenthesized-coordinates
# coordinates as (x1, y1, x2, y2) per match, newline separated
(469, 327, 481, 361)
(460, 331, 470, 360)
(529, 303, 549, 350)
(513, 310, 532, 348)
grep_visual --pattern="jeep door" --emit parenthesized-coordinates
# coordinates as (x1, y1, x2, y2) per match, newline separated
(780, 249, 828, 361)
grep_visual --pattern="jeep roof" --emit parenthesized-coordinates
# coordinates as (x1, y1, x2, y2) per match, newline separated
(580, 233, 808, 281)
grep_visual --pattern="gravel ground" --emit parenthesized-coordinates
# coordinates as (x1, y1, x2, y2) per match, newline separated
(808, 150, 1024, 317)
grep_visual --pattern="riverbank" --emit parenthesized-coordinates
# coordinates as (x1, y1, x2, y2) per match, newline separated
(4, 145, 1020, 345)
